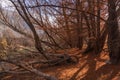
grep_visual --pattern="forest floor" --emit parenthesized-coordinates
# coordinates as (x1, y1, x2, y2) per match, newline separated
(1, 48, 120, 80)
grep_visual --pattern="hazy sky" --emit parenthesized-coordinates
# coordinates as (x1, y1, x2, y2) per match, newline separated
(0, 0, 15, 11)
(1, 0, 11, 7)
(0, 0, 23, 37)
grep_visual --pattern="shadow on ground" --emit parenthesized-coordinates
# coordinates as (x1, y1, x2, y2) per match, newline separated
(70, 52, 120, 80)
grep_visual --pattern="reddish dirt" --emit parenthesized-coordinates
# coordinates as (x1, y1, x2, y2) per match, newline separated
(1, 49, 120, 80)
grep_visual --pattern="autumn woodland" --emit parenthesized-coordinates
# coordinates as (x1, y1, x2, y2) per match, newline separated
(0, 0, 120, 80)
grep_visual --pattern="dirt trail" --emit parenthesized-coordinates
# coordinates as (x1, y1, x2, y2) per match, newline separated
(1, 49, 120, 80)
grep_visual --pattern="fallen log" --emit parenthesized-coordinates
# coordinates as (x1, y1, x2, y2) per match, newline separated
(0, 59, 57, 80)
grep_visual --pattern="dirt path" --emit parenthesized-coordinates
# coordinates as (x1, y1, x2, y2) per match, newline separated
(1, 50, 120, 80)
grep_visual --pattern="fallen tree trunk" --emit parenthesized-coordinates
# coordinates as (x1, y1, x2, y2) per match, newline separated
(0, 59, 57, 80)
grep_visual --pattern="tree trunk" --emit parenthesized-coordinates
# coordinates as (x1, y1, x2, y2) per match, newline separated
(10, 0, 49, 60)
(107, 0, 120, 64)
(83, 19, 108, 54)
(76, 0, 83, 49)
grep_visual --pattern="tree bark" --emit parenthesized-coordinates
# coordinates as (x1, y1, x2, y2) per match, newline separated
(76, 0, 83, 49)
(107, 0, 120, 64)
